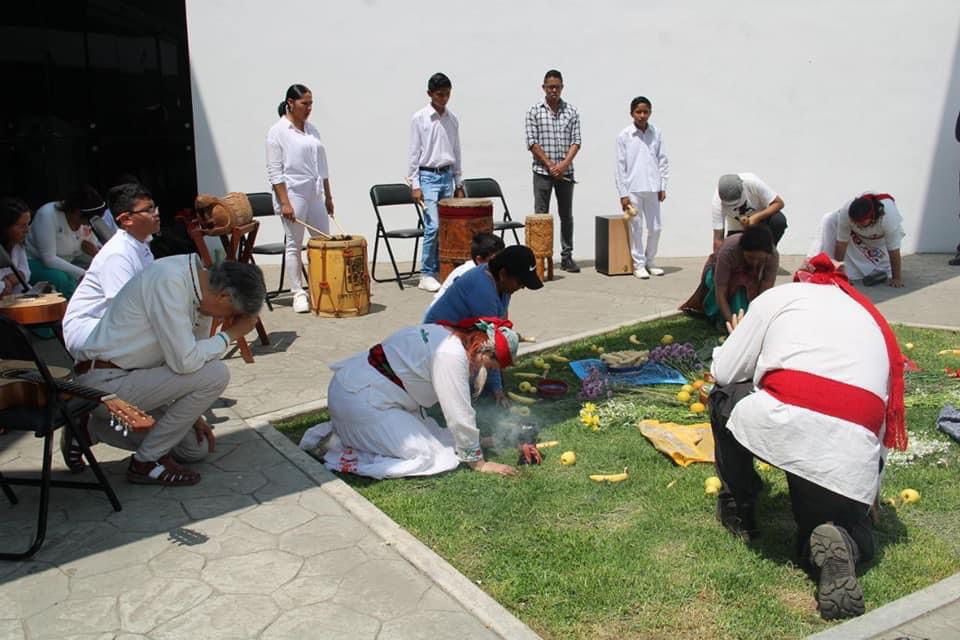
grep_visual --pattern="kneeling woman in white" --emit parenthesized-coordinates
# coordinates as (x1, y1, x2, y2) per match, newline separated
(324, 319, 519, 479)
(810, 193, 905, 287)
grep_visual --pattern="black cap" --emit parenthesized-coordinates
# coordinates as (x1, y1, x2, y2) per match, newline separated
(495, 245, 543, 290)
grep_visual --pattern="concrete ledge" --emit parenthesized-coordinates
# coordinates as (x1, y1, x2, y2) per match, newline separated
(807, 572, 960, 640)
(250, 416, 542, 640)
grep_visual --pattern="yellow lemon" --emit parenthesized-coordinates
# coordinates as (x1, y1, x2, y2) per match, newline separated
(681, 384, 693, 393)
(884, 497, 897, 507)
(676, 391, 691, 403)
(533, 356, 546, 367)
(900, 488, 920, 504)
(756, 461, 771, 472)
(595, 347, 605, 354)
(704, 476, 722, 495)
(904, 342, 914, 351)
(661, 334, 674, 345)
(560, 451, 577, 466)
(689, 402, 706, 414)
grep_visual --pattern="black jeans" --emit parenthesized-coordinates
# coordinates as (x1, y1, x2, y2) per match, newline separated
(533, 172, 574, 259)
(726, 210, 788, 246)
(709, 381, 876, 562)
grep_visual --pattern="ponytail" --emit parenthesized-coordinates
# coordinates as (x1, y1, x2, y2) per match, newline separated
(277, 101, 288, 117)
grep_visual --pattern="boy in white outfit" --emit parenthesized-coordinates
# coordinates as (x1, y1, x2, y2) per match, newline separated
(615, 96, 669, 279)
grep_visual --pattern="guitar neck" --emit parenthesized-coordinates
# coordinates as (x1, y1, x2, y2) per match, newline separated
(4, 369, 114, 402)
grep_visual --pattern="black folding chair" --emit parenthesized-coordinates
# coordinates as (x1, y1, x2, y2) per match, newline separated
(369, 183, 425, 290)
(462, 177, 525, 245)
(0, 316, 121, 561)
(247, 192, 307, 309)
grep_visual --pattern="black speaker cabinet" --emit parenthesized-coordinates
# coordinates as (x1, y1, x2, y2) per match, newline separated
(595, 215, 632, 275)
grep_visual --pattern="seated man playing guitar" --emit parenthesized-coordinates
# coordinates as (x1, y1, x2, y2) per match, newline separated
(73, 255, 265, 485)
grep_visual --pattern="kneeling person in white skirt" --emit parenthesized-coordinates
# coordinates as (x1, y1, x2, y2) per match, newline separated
(323, 318, 520, 479)
(809, 193, 905, 287)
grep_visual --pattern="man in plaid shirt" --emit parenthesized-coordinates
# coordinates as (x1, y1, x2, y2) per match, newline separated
(525, 69, 582, 272)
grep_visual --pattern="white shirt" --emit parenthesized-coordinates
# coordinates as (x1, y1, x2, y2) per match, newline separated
(835, 195, 904, 250)
(427, 260, 477, 310)
(711, 283, 889, 505)
(711, 173, 779, 232)
(382, 325, 481, 461)
(25, 202, 94, 279)
(76, 254, 227, 374)
(265, 116, 330, 206)
(615, 123, 669, 196)
(63, 229, 155, 357)
(407, 105, 463, 189)
(0, 244, 30, 294)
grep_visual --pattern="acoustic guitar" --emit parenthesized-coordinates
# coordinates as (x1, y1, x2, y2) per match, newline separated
(0, 361, 153, 436)
(0, 293, 68, 325)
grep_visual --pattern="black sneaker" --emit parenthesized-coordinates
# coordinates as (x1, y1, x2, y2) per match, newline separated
(561, 257, 581, 273)
(809, 524, 865, 620)
(716, 497, 758, 542)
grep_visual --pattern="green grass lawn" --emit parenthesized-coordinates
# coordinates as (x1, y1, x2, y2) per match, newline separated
(275, 316, 960, 640)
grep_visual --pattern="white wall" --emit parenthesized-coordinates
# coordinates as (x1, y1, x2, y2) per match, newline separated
(185, 0, 960, 262)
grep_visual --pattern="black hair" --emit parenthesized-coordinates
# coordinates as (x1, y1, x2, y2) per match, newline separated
(848, 196, 885, 224)
(739, 225, 774, 253)
(0, 197, 30, 249)
(278, 84, 311, 117)
(544, 69, 563, 84)
(630, 96, 652, 111)
(427, 73, 452, 92)
(61, 185, 105, 215)
(108, 183, 153, 216)
(471, 232, 505, 260)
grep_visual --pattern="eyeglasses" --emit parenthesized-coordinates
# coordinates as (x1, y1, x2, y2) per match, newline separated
(128, 205, 158, 215)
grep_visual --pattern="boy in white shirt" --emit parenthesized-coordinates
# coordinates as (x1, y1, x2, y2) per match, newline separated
(615, 96, 670, 279)
(407, 73, 464, 292)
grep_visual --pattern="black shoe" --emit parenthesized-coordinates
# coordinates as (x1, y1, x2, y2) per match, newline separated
(716, 497, 758, 542)
(810, 524, 865, 620)
(561, 258, 580, 273)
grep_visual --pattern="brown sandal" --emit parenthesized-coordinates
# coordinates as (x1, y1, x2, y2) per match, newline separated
(126, 455, 201, 486)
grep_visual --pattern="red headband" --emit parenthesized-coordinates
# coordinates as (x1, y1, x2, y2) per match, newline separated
(435, 316, 515, 367)
(849, 193, 894, 222)
(793, 253, 906, 450)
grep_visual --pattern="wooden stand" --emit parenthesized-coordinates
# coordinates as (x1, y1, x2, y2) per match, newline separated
(595, 215, 633, 276)
(188, 221, 270, 364)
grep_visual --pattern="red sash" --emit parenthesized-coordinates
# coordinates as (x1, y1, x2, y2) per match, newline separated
(760, 369, 884, 437)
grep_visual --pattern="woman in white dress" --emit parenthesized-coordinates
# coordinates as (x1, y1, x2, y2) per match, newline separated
(810, 193, 905, 287)
(0, 197, 32, 297)
(323, 318, 520, 479)
(265, 83, 335, 313)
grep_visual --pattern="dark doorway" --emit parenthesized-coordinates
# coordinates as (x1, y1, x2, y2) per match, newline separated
(0, 0, 196, 219)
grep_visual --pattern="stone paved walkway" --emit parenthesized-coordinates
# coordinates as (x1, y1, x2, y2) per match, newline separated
(1, 253, 958, 639)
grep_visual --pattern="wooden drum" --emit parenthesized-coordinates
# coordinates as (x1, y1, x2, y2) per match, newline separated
(437, 198, 493, 281)
(194, 192, 254, 236)
(525, 214, 554, 281)
(307, 236, 371, 318)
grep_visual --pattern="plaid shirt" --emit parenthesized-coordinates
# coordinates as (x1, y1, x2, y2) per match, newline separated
(525, 99, 581, 177)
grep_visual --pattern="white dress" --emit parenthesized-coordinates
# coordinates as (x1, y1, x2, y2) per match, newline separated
(809, 196, 904, 280)
(323, 325, 483, 479)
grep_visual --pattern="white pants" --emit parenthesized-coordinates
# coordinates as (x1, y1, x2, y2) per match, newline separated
(281, 187, 329, 295)
(628, 192, 662, 270)
(77, 360, 229, 463)
(323, 363, 460, 479)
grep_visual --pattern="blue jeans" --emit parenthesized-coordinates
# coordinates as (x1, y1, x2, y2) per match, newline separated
(419, 169, 455, 276)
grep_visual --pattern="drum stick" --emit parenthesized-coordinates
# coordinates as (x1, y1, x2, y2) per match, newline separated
(329, 214, 347, 237)
(293, 218, 332, 240)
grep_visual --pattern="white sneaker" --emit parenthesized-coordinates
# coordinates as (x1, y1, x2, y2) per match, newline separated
(293, 292, 311, 313)
(633, 267, 650, 279)
(418, 275, 441, 292)
(647, 266, 665, 276)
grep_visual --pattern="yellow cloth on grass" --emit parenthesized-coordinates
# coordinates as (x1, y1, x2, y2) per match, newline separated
(637, 419, 715, 467)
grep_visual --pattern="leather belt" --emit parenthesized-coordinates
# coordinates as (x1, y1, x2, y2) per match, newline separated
(418, 165, 451, 173)
(74, 360, 122, 375)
